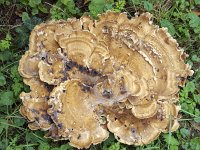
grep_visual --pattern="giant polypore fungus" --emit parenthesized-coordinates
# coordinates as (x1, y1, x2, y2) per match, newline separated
(19, 12, 193, 148)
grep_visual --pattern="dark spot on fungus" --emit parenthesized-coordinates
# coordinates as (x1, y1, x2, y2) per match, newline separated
(78, 65, 90, 73)
(31, 109, 40, 114)
(47, 61, 53, 65)
(80, 83, 91, 92)
(57, 110, 62, 113)
(116, 136, 120, 140)
(60, 48, 64, 53)
(61, 76, 68, 82)
(57, 123, 63, 129)
(35, 117, 39, 122)
(45, 96, 50, 100)
(77, 134, 81, 139)
(120, 88, 127, 94)
(41, 114, 52, 123)
(65, 61, 73, 71)
(131, 128, 136, 133)
(41, 57, 46, 60)
(102, 89, 112, 98)
(90, 69, 99, 76)
(164, 38, 170, 45)
(44, 83, 55, 92)
(51, 112, 58, 122)
(40, 109, 47, 112)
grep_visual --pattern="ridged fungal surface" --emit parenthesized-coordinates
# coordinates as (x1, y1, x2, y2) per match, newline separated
(19, 12, 193, 149)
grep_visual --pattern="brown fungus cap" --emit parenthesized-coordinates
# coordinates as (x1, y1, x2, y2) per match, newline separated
(48, 80, 109, 148)
(18, 51, 40, 78)
(105, 106, 161, 145)
(19, 11, 193, 148)
(19, 78, 52, 130)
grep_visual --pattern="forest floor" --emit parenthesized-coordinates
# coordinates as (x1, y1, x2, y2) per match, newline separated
(0, 0, 199, 150)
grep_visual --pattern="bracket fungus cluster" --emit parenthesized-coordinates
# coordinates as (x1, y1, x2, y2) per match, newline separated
(19, 12, 193, 148)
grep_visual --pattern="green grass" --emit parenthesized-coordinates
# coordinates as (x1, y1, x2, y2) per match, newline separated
(0, 0, 200, 150)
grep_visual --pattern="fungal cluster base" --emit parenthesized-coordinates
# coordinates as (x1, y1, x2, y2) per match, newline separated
(19, 12, 193, 149)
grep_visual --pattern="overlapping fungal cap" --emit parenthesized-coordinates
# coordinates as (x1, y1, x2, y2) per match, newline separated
(19, 78, 52, 130)
(19, 11, 193, 148)
(105, 101, 180, 145)
(48, 80, 109, 148)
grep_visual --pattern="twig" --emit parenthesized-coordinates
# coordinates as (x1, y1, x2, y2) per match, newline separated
(0, 24, 22, 29)
(44, 2, 65, 13)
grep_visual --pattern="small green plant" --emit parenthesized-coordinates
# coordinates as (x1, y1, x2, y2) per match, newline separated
(112, 0, 126, 12)
(0, 33, 11, 50)
(50, 0, 80, 20)
(163, 134, 179, 150)
(0, 0, 12, 5)
(15, 14, 42, 48)
(160, 19, 176, 36)
(143, 1, 153, 11)
(89, 0, 114, 18)
(50, 6, 66, 20)
(88, 0, 126, 17)
(20, 0, 48, 15)
(0, 34, 12, 62)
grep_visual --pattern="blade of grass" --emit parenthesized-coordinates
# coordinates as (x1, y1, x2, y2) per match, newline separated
(0, 60, 19, 72)
(144, 147, 160, 150)
(22, 143, 39, 147)
(167, 112, 172, 150)
(0, 121, 25, 130)
(178, 118, 200, 121)
(181, 109, 199, 117)
(32, 133, 46, 141)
